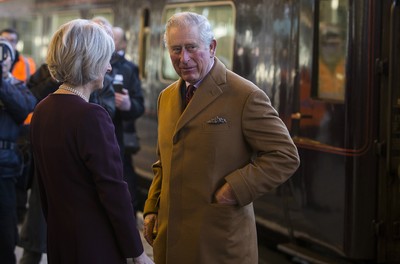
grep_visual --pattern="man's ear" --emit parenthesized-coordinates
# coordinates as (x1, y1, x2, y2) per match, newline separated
(209, 39, 217, 56)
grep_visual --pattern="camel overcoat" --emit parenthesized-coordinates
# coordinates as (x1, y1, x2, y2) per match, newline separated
(144, 58, 300, 264)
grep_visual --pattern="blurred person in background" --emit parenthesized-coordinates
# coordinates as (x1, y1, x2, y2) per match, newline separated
(109, 26, 144, 214)
(0, 28, 37, 83)
(1, 28, 38, 225)
(0, 37, 36, 264)
(318, 24, 346, 101)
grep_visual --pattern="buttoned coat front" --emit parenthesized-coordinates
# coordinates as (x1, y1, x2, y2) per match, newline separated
(144, 58, 299, 264)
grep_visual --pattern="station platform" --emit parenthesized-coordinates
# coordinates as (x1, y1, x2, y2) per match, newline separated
(15, 212, 293, 264)
(15, 212, 154, 264)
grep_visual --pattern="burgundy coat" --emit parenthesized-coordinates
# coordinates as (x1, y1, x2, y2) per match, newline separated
(30, 94, 143, 264)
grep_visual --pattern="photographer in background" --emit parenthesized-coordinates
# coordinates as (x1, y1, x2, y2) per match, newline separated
(1, 28, 38, 224)
(0, 38, 36, 264)
(109, 26, 144, 214)
(0, 28, 36, 84)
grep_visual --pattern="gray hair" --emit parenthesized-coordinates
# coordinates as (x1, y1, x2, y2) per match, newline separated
(164, 12, 214, 47)
(91, 16, 113, 36)
(46, 19, 115, 86)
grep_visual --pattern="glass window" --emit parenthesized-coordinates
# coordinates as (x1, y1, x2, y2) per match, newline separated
(138, 8, 150, 79)
(87, 9, 114, 25)
(296, 0, 349, 149)
(161, 2, 235, 82)
(316, 0, 348, 102)
(50, 11, 81, 35)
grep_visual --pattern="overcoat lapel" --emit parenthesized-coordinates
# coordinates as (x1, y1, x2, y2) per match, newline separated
(174, 58, 226, 137)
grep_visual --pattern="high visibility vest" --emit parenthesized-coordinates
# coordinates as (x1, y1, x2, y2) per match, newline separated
(23, 112, 33, 125)
(12, 54, 36, 84)
(318, 59, 345, 101)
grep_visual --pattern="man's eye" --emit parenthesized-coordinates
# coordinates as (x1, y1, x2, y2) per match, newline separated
(186, 45, 196, 51)
(171, 47, 181, 54)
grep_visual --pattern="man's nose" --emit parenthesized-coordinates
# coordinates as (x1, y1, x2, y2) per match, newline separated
(180, 49, 190, 63)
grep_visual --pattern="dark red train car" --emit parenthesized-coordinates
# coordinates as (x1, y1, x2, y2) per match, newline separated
(1, 0, 398, 262)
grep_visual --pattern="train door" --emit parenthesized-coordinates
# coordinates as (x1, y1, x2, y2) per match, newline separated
(280, 0, 384, 262)
(292, 0, 348, 148)
(377, 0, 400, 262)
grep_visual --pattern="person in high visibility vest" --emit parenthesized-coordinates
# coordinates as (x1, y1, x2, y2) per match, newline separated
(0, 28, 36, 84)
(318, 24, 346, 101)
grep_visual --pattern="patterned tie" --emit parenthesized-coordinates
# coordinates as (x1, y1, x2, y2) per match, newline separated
(186, 85, 196, 105)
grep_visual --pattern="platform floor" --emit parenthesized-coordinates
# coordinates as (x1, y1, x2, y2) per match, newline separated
(15, 212, 154, 264)
(15, 212, 293, 264)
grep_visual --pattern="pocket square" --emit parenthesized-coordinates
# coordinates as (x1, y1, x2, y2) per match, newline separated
(206, 116, 227, 124)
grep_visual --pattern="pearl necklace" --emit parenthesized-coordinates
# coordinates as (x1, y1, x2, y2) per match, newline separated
(59, 85, 89, 101)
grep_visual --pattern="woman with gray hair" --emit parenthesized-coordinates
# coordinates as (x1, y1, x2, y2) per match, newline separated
(30, 19, 153, 264)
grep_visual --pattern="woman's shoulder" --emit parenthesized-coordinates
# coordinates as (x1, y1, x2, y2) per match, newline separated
(38, 94, 110, 120)
(83, 100, 112, 120)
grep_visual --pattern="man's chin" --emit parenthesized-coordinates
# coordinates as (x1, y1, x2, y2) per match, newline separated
(182, 75, 198, 83)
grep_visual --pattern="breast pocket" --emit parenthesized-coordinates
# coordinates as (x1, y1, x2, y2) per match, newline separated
(201, 115, 231, 132)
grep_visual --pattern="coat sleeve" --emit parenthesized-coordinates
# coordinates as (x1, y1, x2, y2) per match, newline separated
(27, 63, 59, 102)
(225, 88, 300, 206)
(143, 92, 163, 216)
(143, 158, 162, 216)
(0, 80, 37, 124)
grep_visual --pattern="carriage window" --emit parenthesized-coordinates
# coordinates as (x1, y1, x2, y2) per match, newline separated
(316, 0, 348, 102)
(138, 8, 150, 79)
(296, 0, 349, 149)
(0, 18, 38, 62)
(50, 12, 80, 33)
(88, 9, 114, 25)
(160, 2, 235, 82)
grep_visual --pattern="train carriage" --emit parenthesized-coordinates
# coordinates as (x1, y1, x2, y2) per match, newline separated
(1, 0, 399, 262)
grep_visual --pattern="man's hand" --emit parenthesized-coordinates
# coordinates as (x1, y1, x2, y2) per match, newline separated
(115, 88, 131, 111)
(214, 182, 238, 205)
(143, 213, 157, 246)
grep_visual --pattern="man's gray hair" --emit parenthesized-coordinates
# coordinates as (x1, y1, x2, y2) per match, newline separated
(164, 12, 214, 47)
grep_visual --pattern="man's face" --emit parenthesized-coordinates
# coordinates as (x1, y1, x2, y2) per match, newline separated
(0, 32, 18, 51)
(167, 26, 216, 84)
(112, 28, 126, 52)
(320, 37, 343, 67)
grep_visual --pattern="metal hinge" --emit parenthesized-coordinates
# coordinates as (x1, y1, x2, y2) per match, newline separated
(394, 221, 400, 239)
(373, 220, 386, 237)
(374, 140, 386, 157)
(375, 58, 388, 76)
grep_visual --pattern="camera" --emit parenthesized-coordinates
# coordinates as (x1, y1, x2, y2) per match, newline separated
(113, 74, 124, 93)
(0, 44, 4, 63)
(0, 40, 14, 88)
(0, 40, 14, 63)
